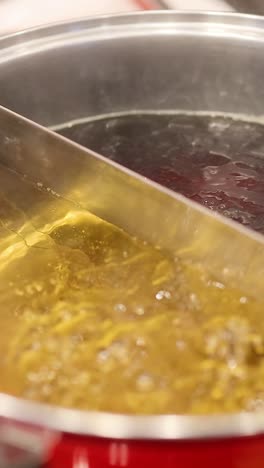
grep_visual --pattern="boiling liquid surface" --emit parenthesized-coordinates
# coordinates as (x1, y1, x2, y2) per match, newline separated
(58, 113, 264, 233)
(0, 166, 264, 415)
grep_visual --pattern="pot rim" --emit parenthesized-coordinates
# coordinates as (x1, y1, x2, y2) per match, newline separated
(1, 10, 264, 63)
(1, 392, 264, 440)
(1, 10, 264, 440)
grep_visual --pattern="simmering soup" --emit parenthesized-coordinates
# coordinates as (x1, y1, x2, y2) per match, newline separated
(57, 112, 264, 234)
(0, 164, 264, 415)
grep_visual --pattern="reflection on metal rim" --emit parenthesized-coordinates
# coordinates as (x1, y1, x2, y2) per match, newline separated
(0, 393, 264, 440)
(1, 10, 264, 49)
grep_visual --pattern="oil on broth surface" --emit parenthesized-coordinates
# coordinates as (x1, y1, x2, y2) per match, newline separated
(0, 170, 264, 415)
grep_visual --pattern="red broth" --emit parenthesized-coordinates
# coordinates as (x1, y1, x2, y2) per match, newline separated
(57, 113, 264, 234)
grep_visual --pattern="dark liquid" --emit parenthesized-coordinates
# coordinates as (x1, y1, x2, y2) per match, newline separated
(57, 113, 264, 234)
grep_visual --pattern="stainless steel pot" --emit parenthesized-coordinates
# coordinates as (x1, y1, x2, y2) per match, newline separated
(1, 11, 264, 126)
(0, 11, 264, 468)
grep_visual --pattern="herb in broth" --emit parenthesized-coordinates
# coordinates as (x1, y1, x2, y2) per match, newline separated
(0, 180, 264, 415)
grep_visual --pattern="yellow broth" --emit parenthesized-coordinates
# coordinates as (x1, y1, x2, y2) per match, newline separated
(0, 179, 264, 415)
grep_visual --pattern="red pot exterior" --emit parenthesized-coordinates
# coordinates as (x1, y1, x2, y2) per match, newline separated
(46, 434, 264, 468)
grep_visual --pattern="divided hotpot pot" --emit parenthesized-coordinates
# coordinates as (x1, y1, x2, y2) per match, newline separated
(0, 11, 264, 468)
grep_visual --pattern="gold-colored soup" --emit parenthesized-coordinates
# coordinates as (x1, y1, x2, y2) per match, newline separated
(0, 168, 264, 415)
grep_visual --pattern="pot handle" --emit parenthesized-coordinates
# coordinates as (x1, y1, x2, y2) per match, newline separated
(0, 417, 59, 467)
